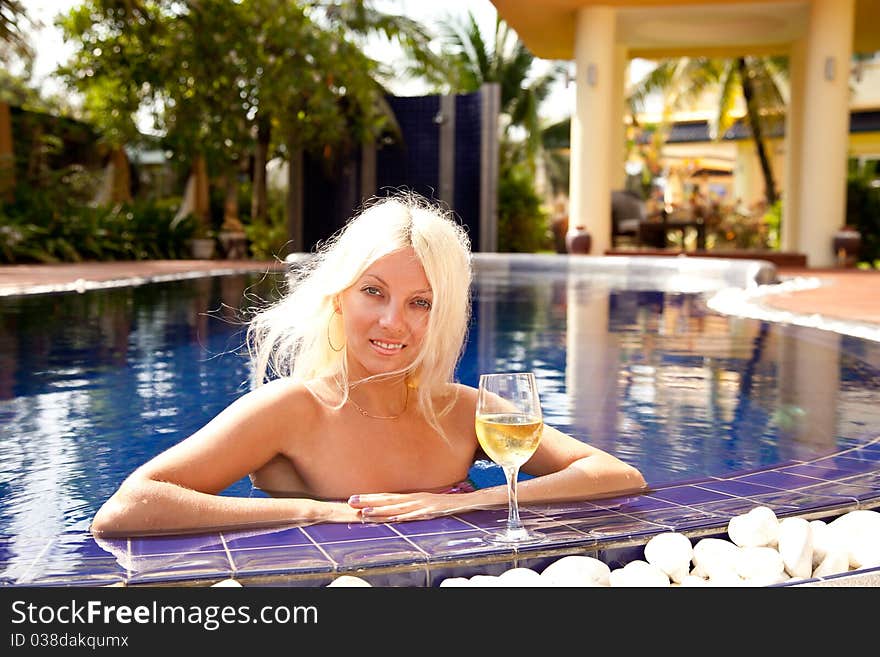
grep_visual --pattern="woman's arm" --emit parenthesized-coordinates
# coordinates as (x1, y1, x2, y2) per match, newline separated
(90, 379, 360, 537)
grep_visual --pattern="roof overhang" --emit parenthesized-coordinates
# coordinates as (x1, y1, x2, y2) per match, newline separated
(490, 0, 880, 60)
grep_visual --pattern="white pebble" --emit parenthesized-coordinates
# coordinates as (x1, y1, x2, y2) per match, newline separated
(692, 537, 741, 580)
(727, 506, 779, 548)
(327, 575, 372, 587)
(609, 560, 670, 587)
(778, 516, 813, 579)
(541, 555, 611, 587)
(497, 567, 544, 586)
(439, 577, 471, 587)
(468, 574, 502, 587)
(644, 532, 693, 584)
(734, 546, 785, 583)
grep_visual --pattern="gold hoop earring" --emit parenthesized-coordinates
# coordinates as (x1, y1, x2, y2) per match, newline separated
(328, 312, 344, 352)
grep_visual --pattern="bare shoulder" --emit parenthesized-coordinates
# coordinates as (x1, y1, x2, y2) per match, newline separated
(446, 382, 478, 413)
(222, 377, 322, 425)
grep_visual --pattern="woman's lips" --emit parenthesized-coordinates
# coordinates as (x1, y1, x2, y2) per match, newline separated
(370, 339, 405, 355)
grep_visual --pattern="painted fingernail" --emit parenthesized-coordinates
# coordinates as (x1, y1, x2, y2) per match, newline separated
(348, 495, 360, 505)
(361, 507, 373, 516)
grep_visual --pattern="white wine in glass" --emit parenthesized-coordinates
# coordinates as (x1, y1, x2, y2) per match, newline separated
(475, 372, 544, 544)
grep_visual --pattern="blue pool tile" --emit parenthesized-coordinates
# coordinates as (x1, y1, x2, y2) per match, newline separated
(596, 494, 676, 513)
(229, 544, 334, 578)
(129, 532, 225, 556)
(700, 479, 781, 497)
(646, 485, 735, 505)
(816, 455, 877, 475)
(126, 553, 233, 584)
(452, 507, 513, 530)
(799, 479, 877, 501)
(744, 490, 856, 516)
(781, 462, 857, 481)
(696, 497, 799, 521)
(526, 500, 605, 516)
(20, 560, 127, 587)
(223, 525, 312, 550)
(428, 557, 516, 585)
(318, 536, 427, 570)
(390, 515, 477, 536)
(406, 530, 504, 559)
(302, 522, 397, 543)
(735, 470, 819, 490)
(533, 504, 624, 524)
(557, 512, 663, 540)
(625, 504, 725, 532)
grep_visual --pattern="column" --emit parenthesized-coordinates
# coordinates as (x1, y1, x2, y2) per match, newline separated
(479, 82, 501, 253)
(782, 36, 806, 253)
(438, 94, 456, 210)
(569, 5, 617, 255)
(790, 0, 854, 266)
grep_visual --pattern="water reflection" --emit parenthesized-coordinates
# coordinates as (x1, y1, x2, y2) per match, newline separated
(470, 268, 880, 485)
(1, 269, 879, 577)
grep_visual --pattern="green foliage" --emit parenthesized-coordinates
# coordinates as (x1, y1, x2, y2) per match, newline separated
(497, 161, 551, 253)
(0, 175, 194, 263)
(846, 163, 880, 267)
(762, 199, 782, 250)
(244, 187, 291, 261)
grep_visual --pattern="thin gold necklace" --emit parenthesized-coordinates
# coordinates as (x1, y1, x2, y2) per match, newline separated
(349, 385, 409, 420)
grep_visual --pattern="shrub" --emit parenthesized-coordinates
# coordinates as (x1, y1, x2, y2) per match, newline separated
(497, 161, 552, 253)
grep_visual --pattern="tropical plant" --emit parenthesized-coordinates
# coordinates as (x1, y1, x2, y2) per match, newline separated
(847, 160, 880, 267)
(628, 56, 788, 207)
(406, 11, 564, 251)
(414, 11, 565, 174)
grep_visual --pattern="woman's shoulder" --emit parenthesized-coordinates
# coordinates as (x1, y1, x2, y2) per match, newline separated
(238, 377, 323, 418)
(436, 382, 478, 419)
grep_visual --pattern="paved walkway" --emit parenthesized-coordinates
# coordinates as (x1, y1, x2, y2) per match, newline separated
(0, 259, 878, 327)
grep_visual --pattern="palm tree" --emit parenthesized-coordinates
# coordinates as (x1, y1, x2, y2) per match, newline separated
(411, 11, 566, 174)
(628, 56, 788, 207)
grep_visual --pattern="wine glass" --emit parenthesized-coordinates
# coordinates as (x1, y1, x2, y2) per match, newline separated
(475, 372, 544, 544)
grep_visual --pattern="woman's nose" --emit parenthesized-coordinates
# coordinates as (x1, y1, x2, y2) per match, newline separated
(378, 303, 406, 332)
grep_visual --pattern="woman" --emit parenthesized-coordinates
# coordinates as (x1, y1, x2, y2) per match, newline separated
(90, 192, 645, 537)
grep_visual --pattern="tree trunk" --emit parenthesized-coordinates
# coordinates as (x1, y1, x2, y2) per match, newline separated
(193, 153, 211, 226)
(0, 101, 14, 202)
(173, 154, 211, 233)
(221, 167, 243, 232)
(737, 57, 778, 207)
(93, 146, 133, 205)
(251, 116, 270, 224)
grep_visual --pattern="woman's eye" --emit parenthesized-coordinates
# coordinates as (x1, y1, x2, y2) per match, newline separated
(413, 298, 432, 310)
(362, 286, 382, 296)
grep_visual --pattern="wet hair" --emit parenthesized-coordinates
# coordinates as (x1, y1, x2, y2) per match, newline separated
(246, 191, 472, 434)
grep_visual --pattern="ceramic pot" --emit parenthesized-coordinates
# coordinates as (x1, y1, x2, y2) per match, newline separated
(566, 228, 592, 255)
(188, 238, 216, 260)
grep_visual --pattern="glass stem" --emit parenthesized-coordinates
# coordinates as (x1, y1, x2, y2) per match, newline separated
(503, 466, 522, 532)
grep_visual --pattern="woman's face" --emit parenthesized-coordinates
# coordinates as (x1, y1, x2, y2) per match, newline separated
(338, 247, 432, 378)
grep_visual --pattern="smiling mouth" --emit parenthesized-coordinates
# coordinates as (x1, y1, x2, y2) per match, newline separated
(370, 339, 405, 351)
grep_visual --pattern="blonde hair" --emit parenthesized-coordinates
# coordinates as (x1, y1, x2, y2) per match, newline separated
(246, 191, 472, 435)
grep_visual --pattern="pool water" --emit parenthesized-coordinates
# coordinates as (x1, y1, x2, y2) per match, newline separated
(1, 262, 879, 582)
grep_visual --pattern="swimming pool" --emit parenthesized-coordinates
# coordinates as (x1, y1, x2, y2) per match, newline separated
(1, 255, 878, 586)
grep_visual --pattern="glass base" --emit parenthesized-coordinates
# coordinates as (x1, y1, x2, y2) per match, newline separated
(484, 526, 545, 546)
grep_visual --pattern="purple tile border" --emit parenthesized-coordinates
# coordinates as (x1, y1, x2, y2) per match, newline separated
(5, 436, 879, 587)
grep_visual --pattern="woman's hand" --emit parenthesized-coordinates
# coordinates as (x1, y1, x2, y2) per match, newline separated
(347, 491, 486, 522)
